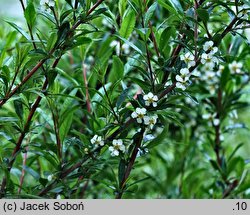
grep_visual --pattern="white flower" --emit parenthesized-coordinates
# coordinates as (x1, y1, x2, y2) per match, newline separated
(202, 113, 220, 126)
(110, 41, 130, 55)
(143, 115, 158, 129)
(213, 118, 220, 126)
(84, 148, 89, 154)
(90, 135, 104, 146)
(208, 85, 216, 95)
(203, 41, 218, 54)
(204, 70, 218, 84)
(122, 43, 130, 55)
(201, 53, 218, 66)
(131, 107, 147, 123)
(180, 52, 196, 68)
(220, 135, 225, 141)
(143, 92, 158, 107)
(217, 65, 225, 76)
(47, 175, 53, 181)
(109, 139, 125, 156)
(203, 63, 214, 73)
(175, 68, 190, 91)
(229, 61, 243, 74)
(110, 40, 120, 55)
(56, 195, 62, 199)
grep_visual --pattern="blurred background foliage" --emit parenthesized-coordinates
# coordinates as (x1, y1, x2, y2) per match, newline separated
(0, 0, 250, 199)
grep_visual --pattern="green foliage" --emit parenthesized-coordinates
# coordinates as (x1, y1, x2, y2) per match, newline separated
(0, 0, 250, 199)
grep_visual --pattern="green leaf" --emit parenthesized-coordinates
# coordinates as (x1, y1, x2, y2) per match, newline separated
(0, 65, 10, 89)
(116, 88, 129, 108)
(119, 9, 136, 39)
(47, 32, 58, 51)
(197, 8, 209, 24)
(227, 157, 245, 177)
(108, 56, 124, 83)
(116, 35, 143, 55)
(65, 0, 73, 7)
(168, 0, 183, 13)
(5, 21, 30, 40)
(24, 2, 36, 28)
(23, 166, 40, 180)
(14, 100, 23, 120)
(160, 27, 173, 51)
(118, 0, 127, 17)
(158, 0, 177, 15)
(158, 0, 183, 16)
(72, 37, 92, 48)
(228, 143, 244, 162)
(59, 89, 78, 142)
(144, 2, 158, 26)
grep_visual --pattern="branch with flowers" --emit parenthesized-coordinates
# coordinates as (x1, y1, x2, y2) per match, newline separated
(0, 0, 250, 199)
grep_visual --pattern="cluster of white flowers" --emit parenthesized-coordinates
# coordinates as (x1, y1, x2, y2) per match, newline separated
(180, 52, 195, 68)
(90, 135, 104, 146)
(175, 68, 190, 91)
(143, 92, 158, 107)
(131, 107, 158, 129)
(108, 139, 126, 156)
(130, 92, 159, 130)
(144, 115, 158, 129)
(197, 40, 221, 94)
(110, 40, 130, 55)
(202, 113, 220, 126)
(131, 107, 147, 123)
(201, 41, 219, 68)
(90, 135, 126, 157)
(229, 61, 243, 74)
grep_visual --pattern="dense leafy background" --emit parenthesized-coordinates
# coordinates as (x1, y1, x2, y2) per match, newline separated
(0, 0, 250, 199)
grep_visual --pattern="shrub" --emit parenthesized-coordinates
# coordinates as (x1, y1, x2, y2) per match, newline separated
(0, 0, 250, 199)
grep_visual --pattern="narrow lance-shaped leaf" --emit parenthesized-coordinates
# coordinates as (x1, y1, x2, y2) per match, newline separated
(24, 2, 36, 28)
(119, 8, 136, 39)
(144, 2, 158, 26)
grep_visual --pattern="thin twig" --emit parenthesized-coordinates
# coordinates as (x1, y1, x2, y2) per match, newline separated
(0, 0, 106, 108)
(116, 128, 145, 199)
(18, 146, 29, 194)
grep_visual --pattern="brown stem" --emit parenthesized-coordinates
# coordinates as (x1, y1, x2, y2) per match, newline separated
(0, 0, 106, 108)
(0, 58, 60, 198)
(83, 64, 91, 113)
(18, 146, 29, 194)
(0, 59, 47, 107)
(116, 129, 145, 199)
(1, 0, 104, 198)
(38, 118, 135, 197)
(143, 0, 160, 57)
(86, 0, 105, 16)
